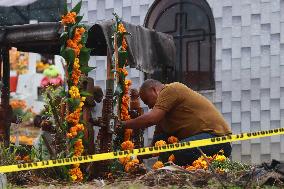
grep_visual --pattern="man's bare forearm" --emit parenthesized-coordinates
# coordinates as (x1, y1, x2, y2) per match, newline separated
(123, 112, 155, 130)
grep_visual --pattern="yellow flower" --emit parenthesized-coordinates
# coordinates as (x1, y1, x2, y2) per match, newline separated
(71, 174, 77, 181)
(118, 23, 126, 33)
(214, 154, 226, 162)
(69, 86, 81, 99)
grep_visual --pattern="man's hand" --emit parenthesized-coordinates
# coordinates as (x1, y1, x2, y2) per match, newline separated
(115, 120, 126, 132)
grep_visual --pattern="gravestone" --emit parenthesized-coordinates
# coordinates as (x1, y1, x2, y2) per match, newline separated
(0, 173, 7, 189)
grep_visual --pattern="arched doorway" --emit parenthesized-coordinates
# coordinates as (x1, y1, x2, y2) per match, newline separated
(144, 0, 216, 90)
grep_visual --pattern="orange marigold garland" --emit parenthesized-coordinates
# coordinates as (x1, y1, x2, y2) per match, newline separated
(60, 1, 93, 182)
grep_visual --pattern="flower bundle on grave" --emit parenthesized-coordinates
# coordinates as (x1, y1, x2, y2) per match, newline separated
(109, 14, 146, 174)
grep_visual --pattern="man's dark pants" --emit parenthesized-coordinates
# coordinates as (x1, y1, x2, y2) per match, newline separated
(153, 132, 232, 166)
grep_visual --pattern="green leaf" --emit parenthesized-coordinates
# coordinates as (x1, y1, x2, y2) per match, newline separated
(76, 15, 83, 23)
(60, 32, 68, 44)
(118, 50, 128, 68)
(68, 97, 80, 110)
(63, 2, 68, 15)
(77, 131, 84, 139)
(79, 47, 91, 66)
(81, 31, 88, 44)
(64, 48, 75, 72)
(60, 45, 66, 58)
(80, 91, 92, 97)
(80, 66, 96, 74)
(71, 0, 82, 14)
(68, 24, 77, 39)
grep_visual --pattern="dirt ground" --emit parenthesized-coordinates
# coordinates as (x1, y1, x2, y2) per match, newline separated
(8, 168, 284, 189)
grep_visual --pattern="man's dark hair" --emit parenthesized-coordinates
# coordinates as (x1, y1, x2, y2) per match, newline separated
(140, 79, 163, 92)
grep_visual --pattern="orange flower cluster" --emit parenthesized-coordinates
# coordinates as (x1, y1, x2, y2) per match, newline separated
(67, 123, 85, 139)
(121, 140, 134, 150)
(117, 68, 128, 76)
(122, 38, 127, 51)
(10, 99, 27, 109)
(121, 79, 132, 121)
(61, 12, 77, 25)
(118, 23, 126, 33)
(153, 161, 164, 170)
(118, 155, 131, 165)
(124, 129, 133, 141)
(155, 140, 167, 147)
(124, 158, 139, 172)
(66, 27, 85, 56)
(74, 139, 84, 157)
(66, 108, 81, 125)
(67, 39, 83, 57)
(168, 154, 175, 163)
(168, 136, 179, 144)
(74, 27, 86, 43)
(66, 97, 84, 130)
(71, 58, 81, 86)
(69, 164, 83, 181)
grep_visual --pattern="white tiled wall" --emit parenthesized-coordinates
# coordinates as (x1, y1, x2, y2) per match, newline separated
(68, 0, 284, 164)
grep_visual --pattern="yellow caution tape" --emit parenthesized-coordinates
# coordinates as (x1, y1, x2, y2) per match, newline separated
(1, 128, 284, 173)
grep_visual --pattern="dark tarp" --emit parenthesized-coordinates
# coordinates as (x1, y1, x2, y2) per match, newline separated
(0, 0, 65, 26)
(0, 22, 63, 54)
(87, 20, 176, 74)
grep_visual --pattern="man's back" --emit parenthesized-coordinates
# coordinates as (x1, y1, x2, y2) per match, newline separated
(154, 82, 231, 139)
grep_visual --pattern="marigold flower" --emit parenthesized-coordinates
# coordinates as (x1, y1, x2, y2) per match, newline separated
(118, 23, 126, 33)
(124, 161, 135, 172)
(155, 140, 167, 147)
(153, 161, 164, 170)
(122, 37, 127, 51)
(71, 58, 81, 85)
(124, 129, 133, 141)
(117, 68, 128, 76)
(23, 155, 30, 162)
(124, 159, 139, 172)
(10, 99, 27, 109)
(121, 140, 134, 150)
(132, 158, 139, 164)
(214, 154, 226, 162)
(168, 154, 175, 162)
(66, 109, 81, 124)
(69, 86, 81, 99)
(119, 156, 131, 165)
(216, 168, 225, 174)
(67, 133, 73, 138)
(168, 136, 179, 144)
(186, 166, 196, 171)
(61, 12, 77, 25)
(69, 166, 83, 181)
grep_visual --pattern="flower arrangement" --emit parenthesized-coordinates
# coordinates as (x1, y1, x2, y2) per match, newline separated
(40, 65, 63, 88)
(60, 0, 94, 182)
(10, 99, 35, 122)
